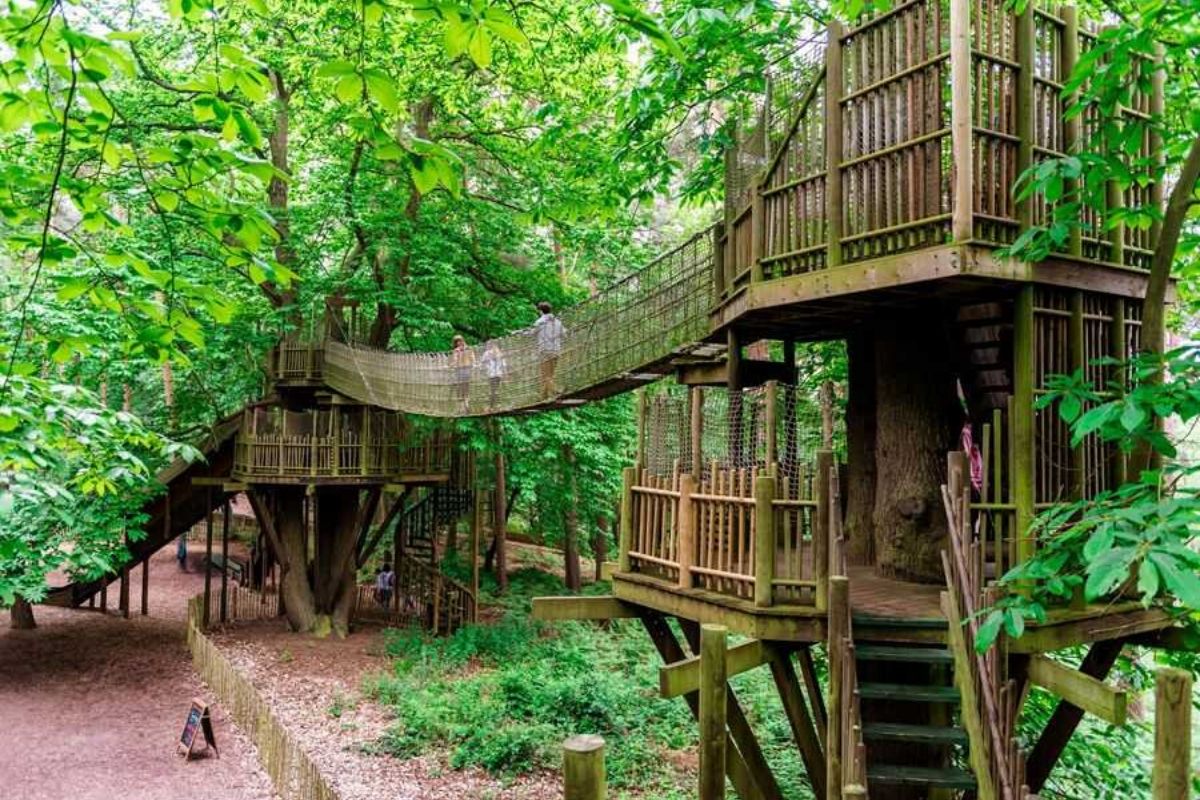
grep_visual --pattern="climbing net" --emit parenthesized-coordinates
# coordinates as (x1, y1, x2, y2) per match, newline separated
(323, 228, 718, 417)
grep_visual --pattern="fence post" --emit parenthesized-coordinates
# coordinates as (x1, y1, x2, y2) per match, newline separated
(1061, 6, 1083, 257)
(563, 735, 606, 800)
(1152, 667, 1192, 800)
(764, 380, 778, 470)
(750, 189, 766, 282)
(636, 390, 648, 469)
(825, 21, 844, 268)
(814, 449, 833, 609)
(1013, 287, 1036, 572)
(678, 473, 696, 589)
(754, 474, 777, 607)
(699, 624, 728, 800)
(826, 576, 849, 800)
(1015, 0, 1035, 231)
(691, 386, 705, 480)
(949, 0, 973, 242)
(712, 223, 726, 302)
(619, 466, 636, 573)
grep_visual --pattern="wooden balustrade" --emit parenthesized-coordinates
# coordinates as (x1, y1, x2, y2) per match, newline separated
(352, 554, 475, 635)
(621, 451, 837, 609)
(271, 337, 324, 383)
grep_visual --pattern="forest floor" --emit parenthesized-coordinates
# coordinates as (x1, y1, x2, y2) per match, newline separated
(0, 546, 276, 800)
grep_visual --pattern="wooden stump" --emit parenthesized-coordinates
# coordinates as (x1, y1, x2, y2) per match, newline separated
(563, 734, 606, 800)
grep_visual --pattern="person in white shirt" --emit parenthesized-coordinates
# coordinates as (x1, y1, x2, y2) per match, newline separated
(481, 340, 507, 411)
(533, 302, 564, 399)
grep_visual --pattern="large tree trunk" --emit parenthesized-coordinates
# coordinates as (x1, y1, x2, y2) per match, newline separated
(563, 445, 581, 591)
(9, 596, 35, 629)
(872, 315, 960, 583)
(844, 333, 877, 565)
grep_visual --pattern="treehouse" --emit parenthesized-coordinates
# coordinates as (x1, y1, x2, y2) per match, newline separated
(534, 1, 1187, 798)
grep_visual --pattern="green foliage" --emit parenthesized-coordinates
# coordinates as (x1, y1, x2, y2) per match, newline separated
(981, 347, 1200, 649)
(365, 568, 816, 797)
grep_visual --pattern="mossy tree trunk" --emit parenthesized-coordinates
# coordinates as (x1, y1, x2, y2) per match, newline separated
(870, 315, 960, 583)
(844, 332, 877, 566)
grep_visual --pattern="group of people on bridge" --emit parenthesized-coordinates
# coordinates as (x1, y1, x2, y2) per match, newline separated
(448, 302, 565, 413)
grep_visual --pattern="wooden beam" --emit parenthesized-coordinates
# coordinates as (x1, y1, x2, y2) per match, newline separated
(699, 624, 728, 800)
(941, 591, 998, 800)
(766, 644, 826, 798)
(1152, 668, 1192, 799)
(675, 359, 794, 389)
(1027, 654, 1128, 726)
(532, 595, 639, 621)
(563, 735, 607, 800)
(638, 612, 766, 800)
(660, 640, 770, 699)
(1025, 639, 1125, 792)
(825, 21, 844, 267)
(949, 0, 973, 241)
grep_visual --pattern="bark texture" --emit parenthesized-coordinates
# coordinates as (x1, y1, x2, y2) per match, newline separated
(844, 333, 877, 565)
(872, 316, 960, 583)
(9, 596, 36, 629)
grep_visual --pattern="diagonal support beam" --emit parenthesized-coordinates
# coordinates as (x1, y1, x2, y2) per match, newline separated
(679, 619, 785, 800)
(766, 644, 826, 799)
(1028, 654, 1128, 725)
(1025, 639, 1125, 792)
(357, 489, 409, 567)
(638, 612, 769, 800)
(660, 640, 769, 698)
(246, 488, 289, 571)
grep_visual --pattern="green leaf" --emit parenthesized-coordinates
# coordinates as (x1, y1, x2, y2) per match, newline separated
(316, 60, 357, 78)
(974, 610, 1004, 652)
(335, 74, 362, 104)
(364, 71, 399, 112)
(467, 27, 493, 68)
(57, 278, 91, 301)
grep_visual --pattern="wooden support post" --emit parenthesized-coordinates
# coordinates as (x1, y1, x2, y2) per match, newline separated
(635, 390, 648, 469)
(221, 497, 230, 624)
(750, 190, 766, 282)
(754, 474, 776, 607)
(563, 735, 606, 800)
(764, 380, 778, 469)
(100, 580, 107, 613)
(471, 488, 483, 621)
(119, 533, 130, 619)
(678, 473, 697, 589)
(204, 488, 213, 629)
(141, 554, 149, 616)
(814, 450, 833, 608)
(712, 222, 726, 301)
(1013, 287, 1036, 568)
(1069, 290, 1086, 502)
(825, 21, 844, 268)
(825, 576, 849, 800)
(1111, 301, 1128, 486)
(797, 646, 828, 744)
(1152, 668, 1192, 800)
(661, 640, 769, 698)
(699, 624, 728, 800)
(767, 646, 827, 798)
(639, 614, 769, 800)
(1062, 6, 1083, 257)
(819, 381, 834, 450)
(1148, 43, 1166, 243)
(949, 0, 973, 241)
(691, 386, 705, 480)
(1015, 0, 1035, 231)
(619, 466, 636, 573)
(494, 449, 508, 592)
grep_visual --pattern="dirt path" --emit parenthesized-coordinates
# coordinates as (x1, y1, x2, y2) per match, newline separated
(0, 547, 276, 800)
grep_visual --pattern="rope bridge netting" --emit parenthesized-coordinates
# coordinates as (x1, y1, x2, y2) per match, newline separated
(323, 227, 718, 417)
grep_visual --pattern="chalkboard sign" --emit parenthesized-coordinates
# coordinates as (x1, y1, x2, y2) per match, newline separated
(179, 699, 219, 759)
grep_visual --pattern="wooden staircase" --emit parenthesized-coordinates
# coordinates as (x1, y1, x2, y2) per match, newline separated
(856, 642, 978, 795)
(400, 485, 473, 565)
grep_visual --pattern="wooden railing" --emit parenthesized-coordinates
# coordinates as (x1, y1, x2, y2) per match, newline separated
(353, 554, 475, 635)
(619, 450, 837, 609)
(232, 429, 453, 482)
(271, 336, 324, 383)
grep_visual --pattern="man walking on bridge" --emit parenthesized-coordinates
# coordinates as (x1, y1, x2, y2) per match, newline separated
(534, 302, 564, 399)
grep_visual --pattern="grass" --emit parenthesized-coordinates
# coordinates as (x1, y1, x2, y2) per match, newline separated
(363, 566, 819, 799)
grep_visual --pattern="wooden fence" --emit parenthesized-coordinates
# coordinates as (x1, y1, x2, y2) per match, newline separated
(352, 554, 476, 635)
(232, 427, 454, 482)
(186, 595, 341, 800)
(620, 451, 835, 609)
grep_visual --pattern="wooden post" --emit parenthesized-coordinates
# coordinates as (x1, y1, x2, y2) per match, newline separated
(814, 449, 833, 608)
(691, 386, 705, 480)
(141, 555, 149, 616)
(494, 449, 508, 592)
(825, 21, 844, 267)
(635, 390, 648, 468)
(825, 576, 850, 800)
(750, 189, 766, 282)
(754, 474, 776, 607)
(204, 488, 213, 629)
(819, 380, 834, 450)
(712, 222, 726, 301)
(1152, 667, 1192, 800)
(1111, 300, 1128, 486)
(1062, 6, 1083, 257)
(699, 624, 728, 800)
(119, 532, 130, 619)
(949, 0, 973, 241)
(619, 466, 636, 573)
(563, 735, 606, 800)
(727, 329, 743, 467)
(764, 380, 778, 470)
(1069, 291, 1086, 502)
(1015, 0, 1035, 231)
(1013, 287, 1036, 568)
(221, 497, 230, 624)
(678, 473, 697, 589)
(1148, 43, 1166, 243)
(100, 579, 107, 613)
(471, 488, 483, 621)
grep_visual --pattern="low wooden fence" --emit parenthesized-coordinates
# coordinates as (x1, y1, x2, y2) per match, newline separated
(352, 555, 476, 635)
(232, 430, 454, 481)
(620, 451, 836, 608)
(186, 595, 341, 800)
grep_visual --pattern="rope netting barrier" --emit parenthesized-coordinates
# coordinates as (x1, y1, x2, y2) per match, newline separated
(641, 382, 843, 491)
(323, 228, 719, 417)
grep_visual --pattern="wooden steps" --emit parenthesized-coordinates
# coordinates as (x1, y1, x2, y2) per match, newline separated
(856, 644, 953, 664)
(858, 682, 961, 703)
(867, 764, 977, 790)
(863, 722, 968, 746)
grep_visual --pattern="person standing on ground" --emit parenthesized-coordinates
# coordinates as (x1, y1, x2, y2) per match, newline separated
(450, 335, 475, 413)
(176, 534, 187, 571)
(376, 563, 395, 608)
(533, 302, 565, 399)
(481, 340, 507, 411)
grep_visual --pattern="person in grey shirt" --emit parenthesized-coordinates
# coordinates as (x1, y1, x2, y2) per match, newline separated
(533, 302, 564, 399)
